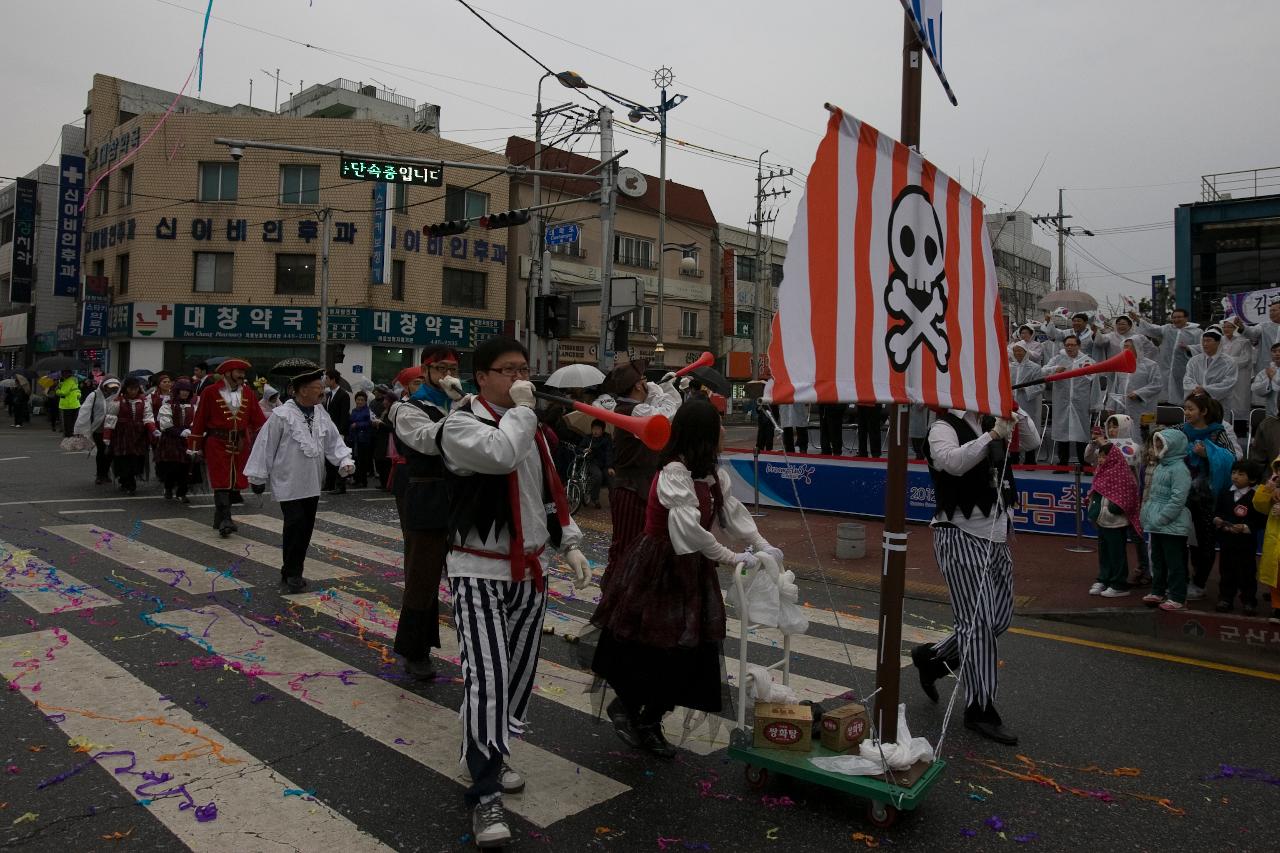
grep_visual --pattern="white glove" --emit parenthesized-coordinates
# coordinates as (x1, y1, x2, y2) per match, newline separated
(679, 377, 692, 391)
(338, 462, 355, 478)
(730, 551, 759, 570)
(660, 371, 678, 385)
(439, 375, 465, 401)
(564, 548, 591, 590)
(509, 379, 536, 409)
(990, 418, 1014, 441)
(593, 394, 617, 412)
(180, 429, 191, 439)
(760, 545, 785, 565)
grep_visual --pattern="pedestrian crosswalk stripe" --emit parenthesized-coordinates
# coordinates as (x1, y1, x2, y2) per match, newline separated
(284, 591, 731, 756)
(159, 604, 629, 826)
(0, 538, 119, 614)
(315, 511, 401, 540)
(313, 509, 948, 644)
(146, 518, 356, 581)
(287, 589, 876, 756)
(44, 525, 252, 594)
(236, 514, 404, 569)
(0, 629, 391, 852)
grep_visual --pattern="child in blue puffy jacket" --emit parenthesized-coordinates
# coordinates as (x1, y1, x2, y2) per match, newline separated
(1139, 428, 1193, 611)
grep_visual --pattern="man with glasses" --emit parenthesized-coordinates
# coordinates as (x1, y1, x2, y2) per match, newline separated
(386, 347, 465, 680)
(436, 337, 591, 848)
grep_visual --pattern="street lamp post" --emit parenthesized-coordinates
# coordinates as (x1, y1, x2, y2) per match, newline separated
(531, 70, 588, 372)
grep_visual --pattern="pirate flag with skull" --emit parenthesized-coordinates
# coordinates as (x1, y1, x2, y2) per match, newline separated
(885, 186, 949, 372)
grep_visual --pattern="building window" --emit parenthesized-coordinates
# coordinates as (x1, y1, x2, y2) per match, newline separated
(194, 252, 233, 293)
(119, 166, 134, 208)
(443, 268, 486, 308)
(736, 310, 753, 338)
(628, 305, 654, 333)
(394, 183, 408, 213)
(680, 309, 699, 338)
(574, 305, 590, 329)
(97, 176, 111, 216)
(444, 186, 488, 221)
(679, 248, 701, 274)
(280, 165, 320, 205)
(614, 234, 654, 268)
(275, 253, 316, 295)
(736, 254, 758, 282)
(91, 259, 104, 279)
(772, 262, 784, 287)
(391, 260, 405, 301)
(0, 213, 12, 245)
(199, 162, 238, 202)
(116, 254, 130, 295)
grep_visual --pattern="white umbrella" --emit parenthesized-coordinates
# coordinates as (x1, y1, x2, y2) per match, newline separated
(1037, 289, 1098, 314)
(546, 363, 605, 389)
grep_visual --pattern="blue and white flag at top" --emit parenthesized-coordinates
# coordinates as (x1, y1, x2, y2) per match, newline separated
(899, 0, 957, 106)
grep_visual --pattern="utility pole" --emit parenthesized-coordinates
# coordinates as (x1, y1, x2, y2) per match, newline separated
(748, 152, 791, 380)
(1032, 189, 1093, 291)
(597, 106, 616, 371)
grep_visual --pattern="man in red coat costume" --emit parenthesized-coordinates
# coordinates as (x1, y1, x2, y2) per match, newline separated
(189, 358, 266, 536)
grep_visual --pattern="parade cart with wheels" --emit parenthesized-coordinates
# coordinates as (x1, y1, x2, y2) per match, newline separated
(723, 564, 945, 829)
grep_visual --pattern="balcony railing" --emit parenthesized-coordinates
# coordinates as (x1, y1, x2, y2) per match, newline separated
(614, 254, 658, 270)
(1201, 166, 1280, 202)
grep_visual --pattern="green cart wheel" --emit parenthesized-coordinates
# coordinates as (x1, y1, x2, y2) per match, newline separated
(744, 764, 770, 789)
(866, 800, 898, 829)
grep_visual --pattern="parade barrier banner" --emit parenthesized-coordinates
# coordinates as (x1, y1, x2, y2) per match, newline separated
(722, 450, 1096, 538)
(1223, 287, 1280, 325)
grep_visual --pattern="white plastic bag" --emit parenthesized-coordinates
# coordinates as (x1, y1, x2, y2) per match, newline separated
(809, 704, 935, 775)
(726, 552, 809, 636)
(744, 663, 798, 704)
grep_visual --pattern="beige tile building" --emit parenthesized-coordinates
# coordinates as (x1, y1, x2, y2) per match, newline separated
(82, 74, 512, 381)
(504, 137, 717, 373)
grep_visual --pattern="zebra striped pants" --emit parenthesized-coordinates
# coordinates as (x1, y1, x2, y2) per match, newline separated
(451, 575, 548, 763)
(930, 525, 1014, 709)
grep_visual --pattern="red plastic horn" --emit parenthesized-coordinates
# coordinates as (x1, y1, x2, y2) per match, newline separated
(674, 351, 714, 377)
(534, 390, 672, 451)
(1012, 347, 1136, 389)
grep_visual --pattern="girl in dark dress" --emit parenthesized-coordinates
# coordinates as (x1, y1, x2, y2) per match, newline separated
(103, 376, 155, 495)
(590, 400, 783, 757)
(156, 380, 197, 502)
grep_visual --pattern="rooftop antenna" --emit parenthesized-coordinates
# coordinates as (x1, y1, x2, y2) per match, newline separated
(261, 68, 285, 112)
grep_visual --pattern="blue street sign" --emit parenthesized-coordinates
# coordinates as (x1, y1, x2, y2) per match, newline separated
(545, 223, 579, 246)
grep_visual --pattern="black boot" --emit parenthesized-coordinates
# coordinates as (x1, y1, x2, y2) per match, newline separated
(605, 697, 640, 748)
(910, 644, 956, 703)
(964, 701, 1018, 746)
(635, 722, 677, 758)
(214, 491, 236, 537)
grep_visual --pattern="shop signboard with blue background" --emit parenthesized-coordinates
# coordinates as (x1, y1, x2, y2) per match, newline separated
(721, 451, 1096, 538)
(106, 302, 507, 349)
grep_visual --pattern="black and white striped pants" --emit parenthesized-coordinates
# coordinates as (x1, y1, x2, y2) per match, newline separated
(451, 575, 548, 762)
(931, 525, 1014, 708)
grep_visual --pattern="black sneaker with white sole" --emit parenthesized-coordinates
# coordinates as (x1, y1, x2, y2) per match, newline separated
(471, 796, 510, 848)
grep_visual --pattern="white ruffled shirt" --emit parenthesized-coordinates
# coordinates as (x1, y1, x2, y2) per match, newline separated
(657, 461, 771, 563)
(244, 401, 353, 502)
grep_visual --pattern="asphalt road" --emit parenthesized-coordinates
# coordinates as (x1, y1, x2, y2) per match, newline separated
(1, 423, 1278, 852)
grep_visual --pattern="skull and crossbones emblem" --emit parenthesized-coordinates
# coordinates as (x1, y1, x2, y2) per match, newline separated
(884, 186, 949, 372)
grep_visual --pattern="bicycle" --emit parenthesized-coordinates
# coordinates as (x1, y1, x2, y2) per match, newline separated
(565, 447, 592, 515)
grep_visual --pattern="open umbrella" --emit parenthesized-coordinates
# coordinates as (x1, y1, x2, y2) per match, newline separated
(685, 365, 730, 396)
(1037, 289, 1098, 314)
(127, 368, 154, 380)
(33, 356, 87, 373)
(546, 363, 606, 389)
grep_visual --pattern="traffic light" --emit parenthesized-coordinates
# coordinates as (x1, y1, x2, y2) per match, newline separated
(479, 209, 532, 229)
(423, 220, 470, 238)
(534, 294, 572, 338)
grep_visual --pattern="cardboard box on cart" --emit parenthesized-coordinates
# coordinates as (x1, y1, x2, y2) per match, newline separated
(820, 703, 870, 753)
(753, 702, 813, 752)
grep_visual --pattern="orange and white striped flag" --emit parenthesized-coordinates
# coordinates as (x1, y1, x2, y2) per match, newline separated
(766, 106, 1013, 418)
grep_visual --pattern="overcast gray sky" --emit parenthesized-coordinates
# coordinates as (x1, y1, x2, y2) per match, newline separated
(4, 0, 1276, 309)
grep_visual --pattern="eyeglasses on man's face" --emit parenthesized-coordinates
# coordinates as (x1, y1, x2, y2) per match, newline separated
(488, 364, 531, 378)
(429, 363, 460, 375)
